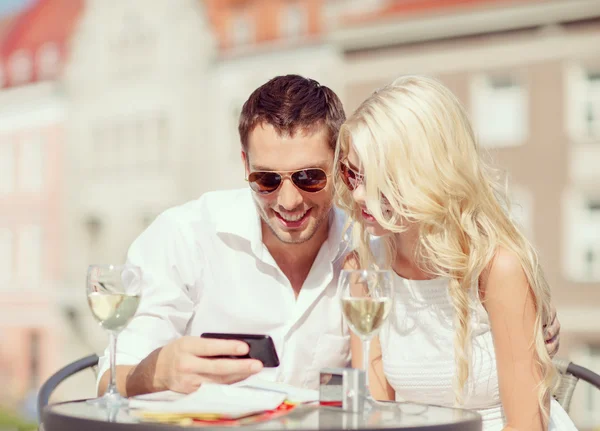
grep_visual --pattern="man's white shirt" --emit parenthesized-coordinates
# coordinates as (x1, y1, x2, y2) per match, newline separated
(97, 188, 352, 390)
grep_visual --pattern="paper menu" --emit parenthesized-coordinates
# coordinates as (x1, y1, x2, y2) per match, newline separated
(129, 383, 286, 419)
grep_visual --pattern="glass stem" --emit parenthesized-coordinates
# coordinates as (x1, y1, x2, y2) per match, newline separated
(107, 331, 118, 396)
(363, 337, 371, 398)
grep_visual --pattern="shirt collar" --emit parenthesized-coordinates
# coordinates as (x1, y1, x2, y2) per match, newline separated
(215, 188, 351, 264)
(326, 206, 352, 263)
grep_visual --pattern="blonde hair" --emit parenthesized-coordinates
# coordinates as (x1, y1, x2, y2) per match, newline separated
(334, 75, 556, 418)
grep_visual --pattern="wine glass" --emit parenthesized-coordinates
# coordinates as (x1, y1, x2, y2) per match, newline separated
(339, 269, 394, 406)
(86, 264, 142, 408)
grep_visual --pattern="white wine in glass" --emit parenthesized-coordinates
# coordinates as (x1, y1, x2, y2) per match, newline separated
(86, 264, 142, 408)
(88, 292, 141, 332)
(341, 297, 392, 338)
(339, 269, 394, 404)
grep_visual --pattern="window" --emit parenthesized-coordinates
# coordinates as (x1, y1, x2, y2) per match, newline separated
(95, 113, 168, 170)
(0, 228, 13, 286)
(37, 42, 60, 80)
(135, 116, 146, 154)
(17, 225, 42, 286)
(9, 50, 33, 85)
(230, 10, 254, 47)
(471, 73, 528, 147)
(0, 140, 15, 194)
(145, 113, 168, 167)
(563, 191, 600, 282)
(85, 215, 102, 247)
(84, 215, 102, 265)
(156, 114, 168, 166)
(583, 200, 600, 280)
(230, 101, 243, 143)
(120, 116, 137, 166)
(92, 126, 107, 169)
(19, 133, 44, 192)
(584, 70, 600, 139)
(571, 344, 600, 428)
(29, 330, 41, 389)
(281, 3, 308, 39)
(586, 346, 600, 425)
(566, 63, 600, 141)
(110, 11, 156, 79)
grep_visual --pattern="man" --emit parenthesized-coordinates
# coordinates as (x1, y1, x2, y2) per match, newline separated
(98, 75, 560, 397)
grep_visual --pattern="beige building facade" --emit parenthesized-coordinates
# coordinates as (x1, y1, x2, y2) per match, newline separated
(331, 0, 600, 427)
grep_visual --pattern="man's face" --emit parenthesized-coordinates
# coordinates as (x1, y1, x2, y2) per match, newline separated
(243, 123, 334, 245)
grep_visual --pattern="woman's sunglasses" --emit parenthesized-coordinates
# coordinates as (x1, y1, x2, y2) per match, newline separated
(339, 161, 364, 191)
(246, 168, 329, 195)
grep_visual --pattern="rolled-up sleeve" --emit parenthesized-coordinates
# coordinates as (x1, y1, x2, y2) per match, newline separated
(96, 208, 202, 388)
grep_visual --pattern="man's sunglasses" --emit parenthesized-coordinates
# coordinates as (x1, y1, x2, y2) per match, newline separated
(339, 161, 364, 191)
(246, 168, 329, 195)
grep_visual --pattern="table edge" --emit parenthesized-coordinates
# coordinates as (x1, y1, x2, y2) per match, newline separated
(43, 399, 483, 431)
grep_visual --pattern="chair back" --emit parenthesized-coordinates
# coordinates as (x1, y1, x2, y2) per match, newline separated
(553, 357, 600, 414)
(553, 358, 579, 413)
(37, 353, 99, 423)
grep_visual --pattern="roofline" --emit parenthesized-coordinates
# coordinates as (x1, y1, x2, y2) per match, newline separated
(0, 0, 44, 57)
(217, 36, 326, 62)
(216, 40, 338, 68)
(329, 0, 600, 51)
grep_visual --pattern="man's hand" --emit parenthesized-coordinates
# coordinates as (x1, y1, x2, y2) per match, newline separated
(104, 336, 265, 397)
(543, 305, 561, 358)
(151, 336, 263, 394)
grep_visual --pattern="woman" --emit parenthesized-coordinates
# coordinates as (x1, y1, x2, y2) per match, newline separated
(335, 75, 577, 430)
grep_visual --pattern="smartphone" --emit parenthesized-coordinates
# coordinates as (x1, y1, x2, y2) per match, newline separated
(200, 333, 280, 367)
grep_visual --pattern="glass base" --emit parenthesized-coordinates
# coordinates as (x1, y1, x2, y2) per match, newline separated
(367, 398, 429, 416)
(362, 395, 404, 411)
(87, 391, 129, 410)
(357, 394, 382, 414)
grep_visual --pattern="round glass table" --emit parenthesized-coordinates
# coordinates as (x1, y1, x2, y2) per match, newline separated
(42, 400, 482, 431)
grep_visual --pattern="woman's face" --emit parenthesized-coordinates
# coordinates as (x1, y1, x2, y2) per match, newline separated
(344, 146, 391, 237)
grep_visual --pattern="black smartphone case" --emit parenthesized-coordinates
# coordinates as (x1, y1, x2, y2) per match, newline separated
(200, 333, 280, 367)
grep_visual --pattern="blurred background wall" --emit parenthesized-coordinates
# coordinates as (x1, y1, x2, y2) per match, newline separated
(0, 0, 599, 428)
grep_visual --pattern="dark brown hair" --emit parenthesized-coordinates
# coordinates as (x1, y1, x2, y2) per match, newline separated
(238, 74, 346, 152)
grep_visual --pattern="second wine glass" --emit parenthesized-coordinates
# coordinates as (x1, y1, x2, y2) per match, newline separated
(339, 269, 394, 404)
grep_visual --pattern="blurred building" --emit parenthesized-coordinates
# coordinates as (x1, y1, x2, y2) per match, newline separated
(329, 0, 600, 427)
(0, 0, 82, 411)
(204, 0, 344, 190)
(60, 0, 218, 346)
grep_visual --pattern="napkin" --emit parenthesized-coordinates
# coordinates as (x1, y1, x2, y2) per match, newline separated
(233, 377, 319, 404)
(129, 383, 286, 419)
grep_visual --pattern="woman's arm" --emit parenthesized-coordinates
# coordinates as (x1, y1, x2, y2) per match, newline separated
(481, 247, 549, 431)
(343, 252, 395, 401)
(350, 333, 395, 400)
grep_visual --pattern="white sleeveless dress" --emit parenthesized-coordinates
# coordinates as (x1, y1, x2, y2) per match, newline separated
(378, 273, 578, 431)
